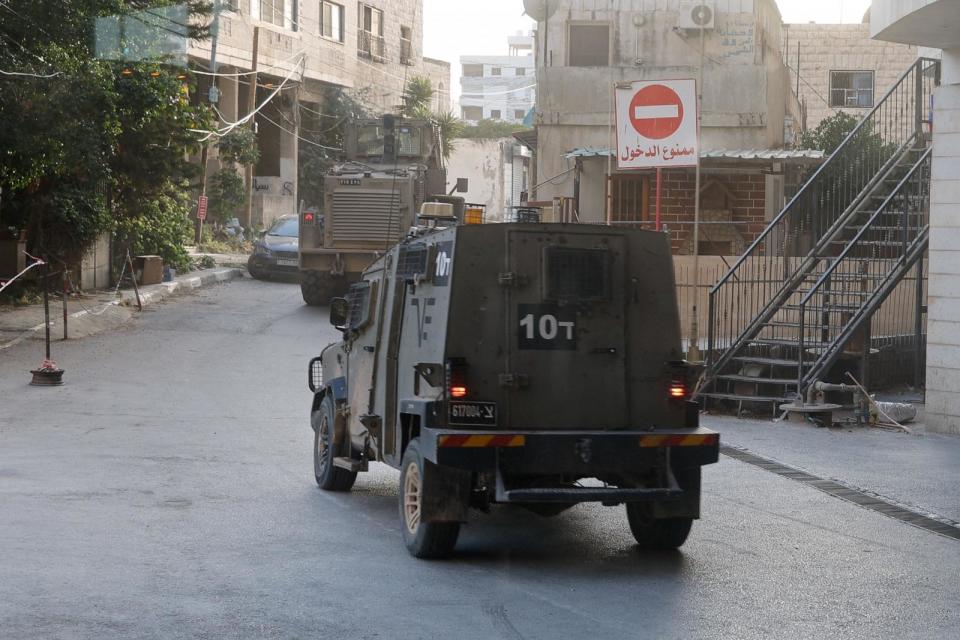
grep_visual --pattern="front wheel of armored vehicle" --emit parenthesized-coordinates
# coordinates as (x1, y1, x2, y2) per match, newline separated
(313, 396, 357, 491)
(399, 439, 460, 559)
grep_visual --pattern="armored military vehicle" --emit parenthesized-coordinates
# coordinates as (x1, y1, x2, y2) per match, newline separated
(298, 116, 464, 306)
(307, 218, 719, 558)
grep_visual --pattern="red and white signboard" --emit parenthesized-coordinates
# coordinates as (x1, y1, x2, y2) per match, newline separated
(197, 195, 208, 221)
(615, 79, 699, 170)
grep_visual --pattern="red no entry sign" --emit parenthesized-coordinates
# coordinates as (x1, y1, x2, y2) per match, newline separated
(197, 195, 208, 221)
(629, 84, 685, 140)
(616, 79, 699, 169)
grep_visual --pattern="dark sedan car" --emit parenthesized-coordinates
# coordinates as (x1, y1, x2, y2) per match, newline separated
(248, 215, 300, 280)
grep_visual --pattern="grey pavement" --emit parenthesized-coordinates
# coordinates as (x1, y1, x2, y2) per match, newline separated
(1, 279, 958, 639)
(708, 413, 960, 524)
(0, 267, 243, 350)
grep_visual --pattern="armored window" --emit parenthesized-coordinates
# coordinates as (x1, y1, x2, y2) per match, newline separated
(397, 245, 429, 282)
(568, 23, 610, 67)
(345, 281, 374, 330)
(830, 71, 874, 108)
(543, 247, 611, 303)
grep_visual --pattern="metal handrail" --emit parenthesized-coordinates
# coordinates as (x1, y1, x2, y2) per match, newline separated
(709, 58, 938, 296)
(704, 57, 939, 375)
(799, 148, 932, 307)
(797, 149, 932, 388)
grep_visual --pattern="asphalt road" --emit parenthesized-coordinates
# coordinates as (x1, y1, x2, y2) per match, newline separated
(1, 279, 958, 640)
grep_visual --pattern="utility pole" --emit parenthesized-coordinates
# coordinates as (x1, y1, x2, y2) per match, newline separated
(688, 21, 706, 363)
(197, 0, 222, 245)
(243, 26, 261, 232)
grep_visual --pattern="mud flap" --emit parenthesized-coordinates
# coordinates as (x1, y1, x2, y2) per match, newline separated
(421, 460, 472, 523)
(652, 467, 701, 519)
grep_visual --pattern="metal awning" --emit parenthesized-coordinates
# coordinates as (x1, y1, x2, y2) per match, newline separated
(513, 129, 538, 151)
(564, 147, 825, 165)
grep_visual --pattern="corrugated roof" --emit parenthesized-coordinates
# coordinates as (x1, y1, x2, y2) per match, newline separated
(564, 147, 826, 163)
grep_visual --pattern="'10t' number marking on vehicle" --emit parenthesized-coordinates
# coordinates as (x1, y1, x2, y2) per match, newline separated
(520, 314, 574, 341)
(518, 304, 577, 350)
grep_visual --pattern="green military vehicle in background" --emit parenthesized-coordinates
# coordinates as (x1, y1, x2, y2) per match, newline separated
(298, 116, 465, 306)
(307, 213, 719, 558)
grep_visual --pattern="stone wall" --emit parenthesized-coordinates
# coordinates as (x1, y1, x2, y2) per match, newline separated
(784, 22, 917, 131)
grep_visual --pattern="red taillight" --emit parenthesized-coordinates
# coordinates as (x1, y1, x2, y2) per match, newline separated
(446, 358, 468, 399)
(304, 212, 315, 223)
(669, 379, 688, 400)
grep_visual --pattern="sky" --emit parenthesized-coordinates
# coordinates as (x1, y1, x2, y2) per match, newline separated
(423, 0, 874, 104)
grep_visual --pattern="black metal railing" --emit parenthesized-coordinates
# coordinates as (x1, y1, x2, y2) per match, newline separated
(705, 58, 939, 377)
(797, 148, 931, 390)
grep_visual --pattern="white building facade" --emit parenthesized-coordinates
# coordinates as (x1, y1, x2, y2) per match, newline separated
(459, 34, 536, 124)
(872, 0, 960, 435)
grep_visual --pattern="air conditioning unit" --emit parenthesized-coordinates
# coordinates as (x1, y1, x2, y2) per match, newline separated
(678, 1, 716, 30)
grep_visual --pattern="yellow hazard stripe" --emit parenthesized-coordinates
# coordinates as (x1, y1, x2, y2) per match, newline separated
(438, 435, 526, 448)
(639, 434, 717, 448)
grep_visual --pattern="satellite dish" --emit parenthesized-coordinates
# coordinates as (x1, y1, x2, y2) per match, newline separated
(691, 5, 714, 27)
(522, 0, 558, 21)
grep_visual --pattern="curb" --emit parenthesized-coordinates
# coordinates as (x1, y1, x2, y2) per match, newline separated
(0, 268, 244, 350)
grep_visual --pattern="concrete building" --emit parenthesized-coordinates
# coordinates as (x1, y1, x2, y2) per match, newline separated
(423, 57, 452, 112)
(459, 34, 536, 124)
(872, 0, 960, 435)
(784, 17, 917, 130)
(446, 138, 531, 221)
(525, 0, 814, 254)
(188, 0, 427, 226)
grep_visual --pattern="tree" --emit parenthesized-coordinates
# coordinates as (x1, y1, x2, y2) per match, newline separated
(208, 128, 259, 223)
(797, 111, 861, 154)
(401, 76, 434, 117)
(0, 0, 214, 270)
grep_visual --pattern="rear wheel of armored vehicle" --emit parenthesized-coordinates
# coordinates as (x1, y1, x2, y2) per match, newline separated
(313, 396, 357, 491)
(300, 271, 341, 307)
(626, 467, 699, 550)
(625, 506, 693, 550)
(399, 439, 460, 559)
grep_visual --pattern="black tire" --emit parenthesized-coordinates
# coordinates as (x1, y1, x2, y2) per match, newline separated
(247, 257, 266, 280)
(312, 395, 357, 491)
(301, 270, 334, 306)
(398, 438, 460, 559)
(625, 505, 693, 550)
(626, 467, 700, 550)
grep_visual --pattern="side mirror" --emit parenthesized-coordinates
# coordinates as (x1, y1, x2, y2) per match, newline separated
(330, 297, 349, 330)
(455, 178, 469, 193)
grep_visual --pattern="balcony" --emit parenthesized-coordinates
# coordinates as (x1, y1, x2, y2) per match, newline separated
(358, 30, 385, 63)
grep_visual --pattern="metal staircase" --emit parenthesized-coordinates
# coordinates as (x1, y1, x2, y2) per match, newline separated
(699, 58, 939, 412)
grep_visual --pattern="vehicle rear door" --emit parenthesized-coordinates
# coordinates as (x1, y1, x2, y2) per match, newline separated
(504, 229, 628, 430)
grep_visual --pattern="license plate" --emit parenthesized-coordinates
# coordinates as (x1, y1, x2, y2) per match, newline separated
(276, 258, 298, 267)
(448, 401, 497, 427)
